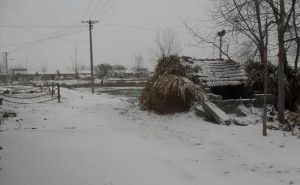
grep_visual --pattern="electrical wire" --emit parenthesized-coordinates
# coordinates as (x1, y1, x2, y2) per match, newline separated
(9, 28, 87, 52)
(0, 19, 84, 42)
(96, 23, 186, 33)
(97, 0, 117, 20)
(0, 20, 87, 50)
(87, 0, 103, 19)
(81, 0, 94, 20)
(0, 19, 86, 51)
(0, 19, 55, 38)
(94, 0, 112, 20)
(0, 25, 84, 29)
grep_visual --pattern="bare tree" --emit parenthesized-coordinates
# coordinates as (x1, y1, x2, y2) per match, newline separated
(41, 63, 48, 74)
(291, 5, 300, 70)
(70, 44, 79, 75)
(133, 52, 145, 78)
(183, 21, 233, 60)
(265, 0, 297, 123)
(95, 63, 112, 84)
(154, 29, 182, 58)
(134, 52, 143, 72)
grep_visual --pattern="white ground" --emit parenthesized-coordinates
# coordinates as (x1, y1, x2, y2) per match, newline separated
(1, 88, 300, 185)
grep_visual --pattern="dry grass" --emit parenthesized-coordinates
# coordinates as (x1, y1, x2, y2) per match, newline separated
(140, 55, 203, 114)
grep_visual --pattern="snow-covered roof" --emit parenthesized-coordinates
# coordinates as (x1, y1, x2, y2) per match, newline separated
(185, 58, 247, 87)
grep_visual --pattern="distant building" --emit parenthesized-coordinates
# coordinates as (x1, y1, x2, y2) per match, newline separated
(10, 68, 28, 75)
(132, 67, 149, 78)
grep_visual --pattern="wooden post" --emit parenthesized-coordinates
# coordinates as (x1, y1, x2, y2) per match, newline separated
(57, 83, 61, 103)
(51, 82, 54, 98)
(0, 98, 3, 105)
(40, 85, 42, 93)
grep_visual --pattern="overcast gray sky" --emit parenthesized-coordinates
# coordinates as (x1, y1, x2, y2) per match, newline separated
(0, 0, 214, 72)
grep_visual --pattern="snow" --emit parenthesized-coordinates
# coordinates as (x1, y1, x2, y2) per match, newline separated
(1, 87, 300, 185)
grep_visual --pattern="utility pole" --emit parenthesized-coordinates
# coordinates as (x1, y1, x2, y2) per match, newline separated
(2, 52, 9, 84)
(2, 52, 8, 75)
(217, 30, 226, 60)
(74, 43, 78, 74)
(82, 20, 99, 94)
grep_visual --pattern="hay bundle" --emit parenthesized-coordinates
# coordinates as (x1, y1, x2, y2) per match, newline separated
(154, 55, 188, 76)
(140, 55, 203, 114)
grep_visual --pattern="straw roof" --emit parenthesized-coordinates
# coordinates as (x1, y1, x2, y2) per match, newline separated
(183, 58, 247, 88)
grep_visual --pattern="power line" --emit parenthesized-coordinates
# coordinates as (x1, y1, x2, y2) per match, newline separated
(8, 28, 87, 52)
(96, 23, 186, 33)
(81, 0, 94, 20)
(0, 25, 84, 29)
(0, 19, 59, 38)
(88, 0, 102, 19)
(97, 0, 117, 20)
(0, 19, 185, 33)
(0, 20, 87, 51)
(94, 0, 111, 20)
(0, 28, 84, 50)
(0, 19, 85, 44)
(0, 39, 88, 49)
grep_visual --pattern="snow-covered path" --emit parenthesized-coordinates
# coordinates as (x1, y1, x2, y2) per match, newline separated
(1, 88, 300, 185)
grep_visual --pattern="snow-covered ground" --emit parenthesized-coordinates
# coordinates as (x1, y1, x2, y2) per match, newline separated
(0, 88, 300, 185)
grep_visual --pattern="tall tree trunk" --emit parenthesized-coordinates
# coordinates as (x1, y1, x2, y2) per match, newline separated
(254, 0, 268, 136)
(261, 48, 268, 136)
(277, 0, 287, 123)
(278, 36, 286, 123)
(293, 8, 300, 70)
(296, 43, 300, 70)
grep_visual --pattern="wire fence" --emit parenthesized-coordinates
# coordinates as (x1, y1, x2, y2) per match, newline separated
(2, 96, 58, 104)
(0, 92, 49, 99)
(0, 83, 61, 105)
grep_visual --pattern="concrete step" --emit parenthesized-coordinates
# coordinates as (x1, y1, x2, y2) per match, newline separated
(202, 101, 231, 125)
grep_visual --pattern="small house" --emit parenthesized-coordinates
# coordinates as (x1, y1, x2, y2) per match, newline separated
(184, 58, 248, 99)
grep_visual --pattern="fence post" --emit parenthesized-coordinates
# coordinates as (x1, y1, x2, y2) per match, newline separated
(0, 98, 3, 105)
(39, 84, 42, 93)
(51, 82, 54, 98)
(57, 83, 61, 103)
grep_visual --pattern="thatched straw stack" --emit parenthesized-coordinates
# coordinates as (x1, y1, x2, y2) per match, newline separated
(140, 55, 203, 114)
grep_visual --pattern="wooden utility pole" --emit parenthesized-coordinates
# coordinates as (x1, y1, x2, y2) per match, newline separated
(82, 20, 99, 94)
(3, 52, 8, 76)
(217, 30, 226, 60)
(2, 52, 9, 84)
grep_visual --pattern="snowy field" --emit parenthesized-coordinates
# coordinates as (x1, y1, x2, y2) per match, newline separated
(1, 87, 300, 185)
